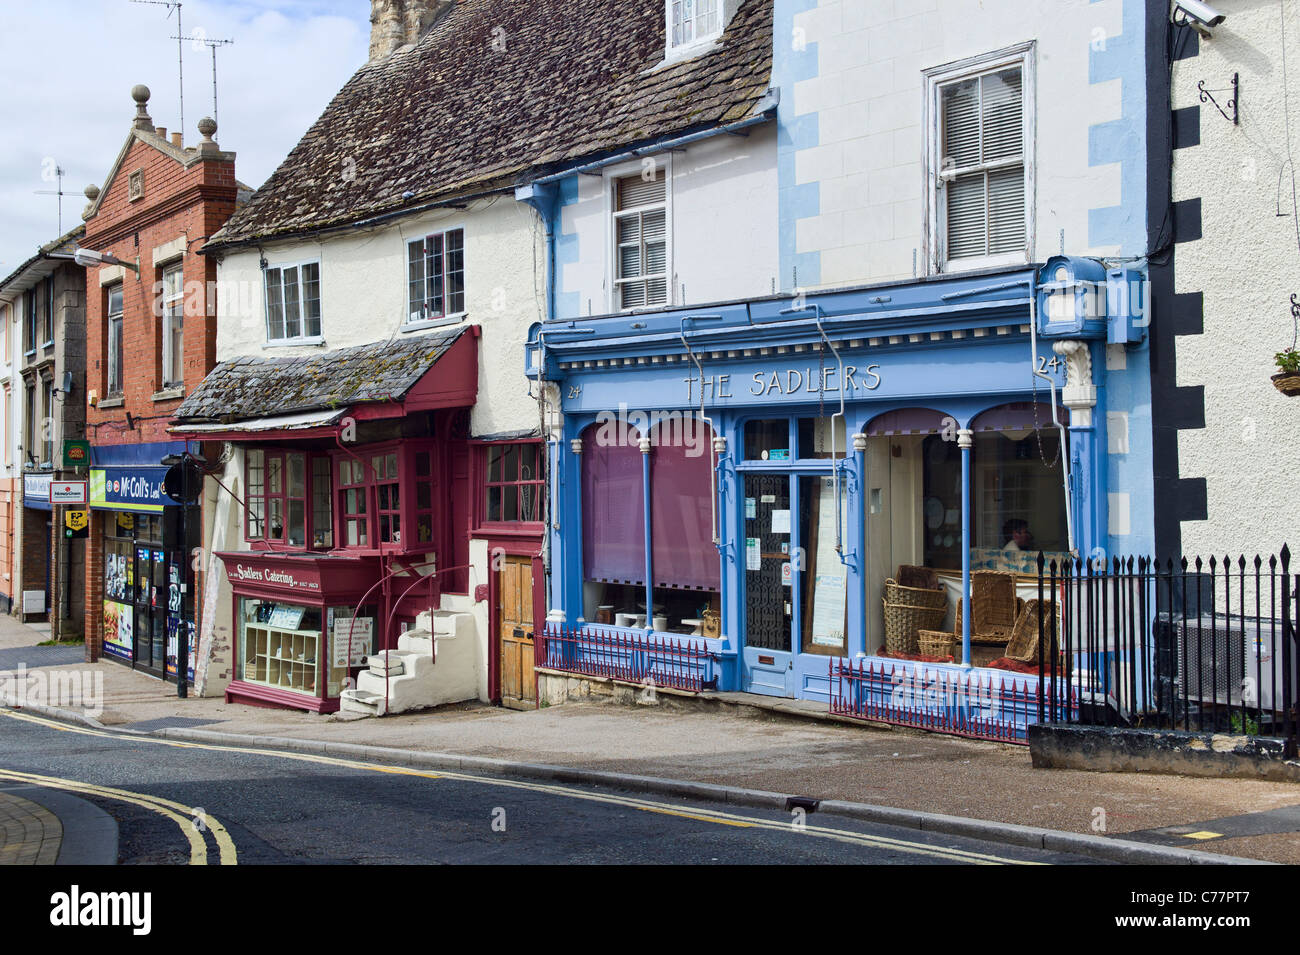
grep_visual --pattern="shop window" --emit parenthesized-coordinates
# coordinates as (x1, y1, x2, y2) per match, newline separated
(483, 442, 543, 525)
(743, 418, 790, 461)
(648, 422, 720, 633)
(925, 44, 1033, 272)
(407, 229, 465, 325)
(106, 284, 124, 395)
(612, 168, 668, 310)
(160, 265, 184, 387)
(973, 429, 1068, 554)
(797, 416, 847, 460)
(244, 449, 329, 549)
(264, 262, 322, 343)
(581, 424, 645, 619)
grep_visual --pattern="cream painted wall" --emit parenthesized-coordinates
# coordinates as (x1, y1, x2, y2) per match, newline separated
(559, 123, 780, 315)
(1170, 1, 1300, 558)
(212, 195, 547, 438)
(791, 0, 1128, 287)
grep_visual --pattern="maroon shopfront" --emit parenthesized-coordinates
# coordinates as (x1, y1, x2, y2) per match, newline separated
(172, 328, 480, 712)
(219, 551, 382, 712)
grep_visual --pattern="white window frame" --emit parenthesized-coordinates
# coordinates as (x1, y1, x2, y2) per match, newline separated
(405, 225, 467, 330)
(106, 283, 124, 396)
(263, 260, 323, 346)
(922, 41, 1035, 275)
(605, 156, 674, 314)
(160, 263, 185, 387)
(665, 0, 723, 59)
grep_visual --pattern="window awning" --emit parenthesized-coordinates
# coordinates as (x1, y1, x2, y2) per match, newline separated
(176, 409, 346, 437)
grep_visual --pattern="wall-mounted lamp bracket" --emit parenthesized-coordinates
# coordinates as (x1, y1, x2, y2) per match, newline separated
(1198, 73, 1238, 125)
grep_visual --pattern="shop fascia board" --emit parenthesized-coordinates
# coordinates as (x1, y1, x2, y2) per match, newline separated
(540, 269, 1038, 360)
(544, 302, 1033, 364)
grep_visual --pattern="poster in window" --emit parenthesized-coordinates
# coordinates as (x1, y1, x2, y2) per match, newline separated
(102, 601, 133, 662)
(268, 605, 306, 630)
(805, 477, 848, 649)
(332, 617, 375, 667)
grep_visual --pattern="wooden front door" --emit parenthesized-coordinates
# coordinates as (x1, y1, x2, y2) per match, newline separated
(498, 555, 536, 706)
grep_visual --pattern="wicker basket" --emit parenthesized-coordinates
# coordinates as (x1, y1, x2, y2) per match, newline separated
(883, 599, 948, 654)
(1273, 372, 1300, 397)
(884, 577, 947, 611)
(918, 629, 954, 659)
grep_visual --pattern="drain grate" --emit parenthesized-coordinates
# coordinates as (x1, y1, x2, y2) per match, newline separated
(123, 717, 226, 732)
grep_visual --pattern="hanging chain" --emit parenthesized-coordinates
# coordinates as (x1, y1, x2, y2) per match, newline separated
(1290, 293, 1299, 350)
(1032, 361, 1062, 469)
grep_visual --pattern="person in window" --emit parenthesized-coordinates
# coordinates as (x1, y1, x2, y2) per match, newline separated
(1002, 518, 1032, 552)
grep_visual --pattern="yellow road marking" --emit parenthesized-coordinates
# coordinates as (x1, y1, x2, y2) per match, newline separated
(1, 707, 1035, 865)
(0, 767, 231, 865)
(1182, 831, 1223, 840)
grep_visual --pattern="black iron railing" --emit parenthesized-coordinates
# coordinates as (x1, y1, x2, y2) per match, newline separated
(1037, 548, 1300, 752)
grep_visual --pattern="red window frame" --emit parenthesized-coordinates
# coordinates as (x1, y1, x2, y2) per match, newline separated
(244, 448, 333, 550)
(331, 441, 440, 555)
(477, 441, 545, 530)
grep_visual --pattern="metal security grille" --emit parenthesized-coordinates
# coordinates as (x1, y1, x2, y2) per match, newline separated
(743, 473, 791, 651)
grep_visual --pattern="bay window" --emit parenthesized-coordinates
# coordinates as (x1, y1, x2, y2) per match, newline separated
(244, 449, 331, 549)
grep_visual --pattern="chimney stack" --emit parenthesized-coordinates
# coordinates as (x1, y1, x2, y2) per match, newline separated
(171, 131, 183, 148)
(369, 0, 449, 62)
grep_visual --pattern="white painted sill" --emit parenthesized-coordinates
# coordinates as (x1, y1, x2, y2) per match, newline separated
(263, 336, 326, 349)
(401, 313, 467, 333)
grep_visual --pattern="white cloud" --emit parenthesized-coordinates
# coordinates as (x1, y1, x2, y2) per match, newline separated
(0, 0, 368, 272)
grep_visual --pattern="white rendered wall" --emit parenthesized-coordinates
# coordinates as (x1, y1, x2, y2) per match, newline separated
(1170, 1, 1300, 558)
(790, 0, 1129, 287)
(212, 195, 547, 438)
(559, 123, 780, 315)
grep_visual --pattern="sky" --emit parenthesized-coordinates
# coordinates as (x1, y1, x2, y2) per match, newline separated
(0, 0, 370, 274)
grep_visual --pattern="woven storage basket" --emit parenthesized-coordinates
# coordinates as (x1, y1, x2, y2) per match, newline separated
(918, 629, 954, 659)
(883, 599, 947, 654)
(884, 577, 947, 611)
(971, 570, 1018, 629)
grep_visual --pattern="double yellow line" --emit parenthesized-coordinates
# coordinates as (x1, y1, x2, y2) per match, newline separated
(0, 764, 236, 865)
(1, 707, 1034, 865)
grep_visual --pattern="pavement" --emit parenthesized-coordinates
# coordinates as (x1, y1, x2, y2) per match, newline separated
(3, 615, 1299, 864)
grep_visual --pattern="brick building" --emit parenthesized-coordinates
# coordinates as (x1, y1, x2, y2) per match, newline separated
(79, 85, 245, 678)
(0, 226, 88, 633)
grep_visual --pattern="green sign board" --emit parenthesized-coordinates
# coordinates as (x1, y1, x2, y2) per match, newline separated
(63, 439, 91, 468)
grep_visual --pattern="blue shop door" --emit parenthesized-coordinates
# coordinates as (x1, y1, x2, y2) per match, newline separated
(742, 473, 794, 696)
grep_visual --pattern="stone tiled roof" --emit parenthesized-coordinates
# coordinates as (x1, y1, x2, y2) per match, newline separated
(209, 0, 773, 248)
(174, 327, 467, 421)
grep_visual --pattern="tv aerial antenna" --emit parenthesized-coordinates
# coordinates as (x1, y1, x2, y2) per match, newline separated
(34, 164, 69, 236)
(130, 0, 185, 135)
(173, 33, 234, 128)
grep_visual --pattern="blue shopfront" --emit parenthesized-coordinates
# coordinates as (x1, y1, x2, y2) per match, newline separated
(91, 440, 200, 681)
(531, 260, 1148, 733)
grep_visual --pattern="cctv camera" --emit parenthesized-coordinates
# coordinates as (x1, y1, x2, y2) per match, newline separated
(1173, 0, 1226, 29)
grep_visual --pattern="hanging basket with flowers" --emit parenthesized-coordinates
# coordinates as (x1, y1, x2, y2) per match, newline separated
(1275, 296, 1300, 397)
